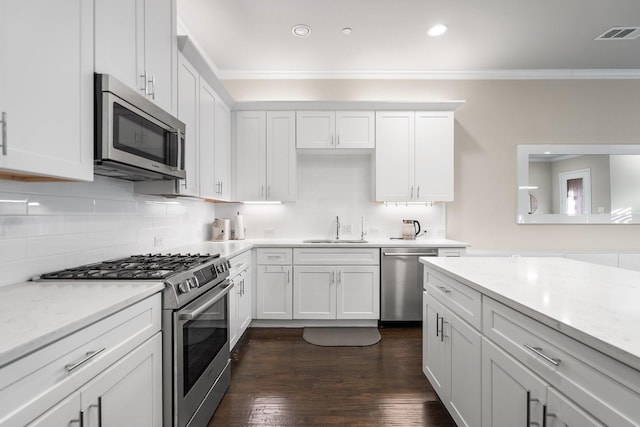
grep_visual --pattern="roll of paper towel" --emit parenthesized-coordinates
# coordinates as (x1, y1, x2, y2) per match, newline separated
(234, 211, 245, 240)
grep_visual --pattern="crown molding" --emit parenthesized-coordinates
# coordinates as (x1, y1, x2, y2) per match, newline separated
(217, 69, 640, 80)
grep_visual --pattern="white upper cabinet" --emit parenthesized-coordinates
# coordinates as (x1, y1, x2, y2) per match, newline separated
(198, 78, 216, 199)
(175, 54, 199, 197)
(266, 111, 297, 201)
(235, 111, 296, 201)
(95, 0, 177, 114)
(214, 100, 231, 200)
(0, 0, 94, 181)
(375, 111, 454, 202)
(296, 111, 374, 149)
(414, 112, 454, 201)
(235, 111, 267, 201)
(375, 112, 415, 201)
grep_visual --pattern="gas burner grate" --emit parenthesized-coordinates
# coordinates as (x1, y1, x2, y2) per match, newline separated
(39, 253, 220, 280)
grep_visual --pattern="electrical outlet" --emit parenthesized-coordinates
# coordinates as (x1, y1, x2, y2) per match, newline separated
(153, 236, 164, 247)
(342, 224, 353, 233)
(369, 226, 381, 234)
(264, 228, 275, 236)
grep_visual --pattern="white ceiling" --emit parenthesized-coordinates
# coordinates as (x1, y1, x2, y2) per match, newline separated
(177, 0, 640, 79)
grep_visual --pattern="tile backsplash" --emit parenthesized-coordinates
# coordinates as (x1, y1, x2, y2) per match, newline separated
(0, 176, 216, 287)
(216, 154, 446, 240)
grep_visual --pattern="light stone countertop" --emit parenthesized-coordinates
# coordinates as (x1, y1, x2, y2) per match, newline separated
(0, 281, 164, 368)
(420, 256, 640, 371)
(171, 238, 469, 259)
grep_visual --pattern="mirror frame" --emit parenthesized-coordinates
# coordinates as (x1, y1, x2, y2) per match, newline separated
(517, 144, 640, 224)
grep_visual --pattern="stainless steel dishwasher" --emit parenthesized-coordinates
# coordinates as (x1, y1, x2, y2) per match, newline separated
(381, 247, 438, 323)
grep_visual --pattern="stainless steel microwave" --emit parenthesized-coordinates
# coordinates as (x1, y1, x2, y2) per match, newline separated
(94, 73, 186, 181)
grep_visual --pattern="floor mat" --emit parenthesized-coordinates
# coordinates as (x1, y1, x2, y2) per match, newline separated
(302, 327, 381, 347)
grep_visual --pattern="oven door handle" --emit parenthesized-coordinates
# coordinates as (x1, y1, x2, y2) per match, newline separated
(178, 281, 232, 320)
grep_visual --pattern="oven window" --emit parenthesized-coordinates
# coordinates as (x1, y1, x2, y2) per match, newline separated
(182, 295, 228, 395)
(113, 103, 169, 163)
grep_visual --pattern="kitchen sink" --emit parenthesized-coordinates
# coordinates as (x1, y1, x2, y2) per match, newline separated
(302, 239, 369, 243)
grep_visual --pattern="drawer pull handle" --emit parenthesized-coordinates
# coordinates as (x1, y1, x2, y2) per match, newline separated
(524, 344, 561, 366)
(436, 313, 440, 337)
(437, 285, 452, 294)
(65, 348, 106, 372)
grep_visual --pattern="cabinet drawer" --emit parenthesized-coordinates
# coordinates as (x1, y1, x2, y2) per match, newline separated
(424, 268, 482, 330)
(257, 248, 292, 265)
(437, 247, 466, 257)
(294, 248, 380, 265)
(483, 296, 640, 427)
(229, 250, 252, 277)
(0, 294, 161, 425)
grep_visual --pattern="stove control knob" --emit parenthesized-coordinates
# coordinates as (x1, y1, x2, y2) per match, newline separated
(178, 280, 191, 294)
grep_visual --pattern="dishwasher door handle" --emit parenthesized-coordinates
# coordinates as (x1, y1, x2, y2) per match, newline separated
(383, 252, 438, 257)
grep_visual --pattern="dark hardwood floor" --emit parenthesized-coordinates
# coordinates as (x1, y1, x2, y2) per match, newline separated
(208, 327, 456, 426)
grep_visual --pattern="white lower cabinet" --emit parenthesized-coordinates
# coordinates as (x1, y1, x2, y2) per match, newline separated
(422, 291, 481, 427)
(481, 337, 547, 427)
(1, 294, 162, 427)
(256, 265, 292, 319)
(482, 337, 603, 427)
(423, 264, 640, 427)
(293, 265, 379, 320)
(256, 249, 293, 320)
(28, 334, 161, 427)
(293, 248, 380, 320)
(229, 251, 252, 348)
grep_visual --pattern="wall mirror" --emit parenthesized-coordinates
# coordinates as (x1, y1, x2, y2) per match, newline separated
(517, 144, 640, 224)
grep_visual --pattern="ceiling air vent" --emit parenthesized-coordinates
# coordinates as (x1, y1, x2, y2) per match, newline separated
(596, 26, 640, 40)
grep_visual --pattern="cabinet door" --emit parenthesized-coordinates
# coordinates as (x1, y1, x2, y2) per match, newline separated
(198, 78, 217, 199)
(238, 268, 253, 333)
(335, 111, 375, 149)
(176, 54, 200, 196)
(27, 393, 82, 427)
(337, 266, 380, 319)
(446, 309, 481, 427)
(94, 0, 144, 97)
(414, 112, 454, 201)
(235, 111, 266, 201)
(0, 0, 93, 181)
(546, 387, 604, 427)
(293, 266, 335, 319)
(256, 265, 292, 319)
(143, 0, 176, 113)
(296, 111, 335, 148)
(228, 274, 239, 349)
(482, 337, 547, 427)
(81, 334, 162, 427)
(423, 291, 449, 399)
(214, 100, 231, 200)
(375, 112, 415, 201)
(266, 111, 296, 201)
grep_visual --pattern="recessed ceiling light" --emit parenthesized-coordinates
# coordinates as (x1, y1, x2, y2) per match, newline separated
(342, 27, 352, 35)
(292, 24, 311, 38)
(427, 24, 448, 37)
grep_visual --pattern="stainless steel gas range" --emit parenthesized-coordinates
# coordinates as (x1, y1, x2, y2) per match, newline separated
(39, 253, 232, 427)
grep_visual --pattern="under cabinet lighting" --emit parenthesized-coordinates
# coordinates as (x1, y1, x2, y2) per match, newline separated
(383, 201, 435, 207)
(243, 201, 282, 205)
(519, 186, 539, 190)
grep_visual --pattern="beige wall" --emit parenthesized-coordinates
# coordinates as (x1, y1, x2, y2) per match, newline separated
(223, 79, 640, 250)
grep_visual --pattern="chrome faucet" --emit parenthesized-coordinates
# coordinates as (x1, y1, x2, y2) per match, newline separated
(336, 216, 340, 240)
(360, 216, 367, 241)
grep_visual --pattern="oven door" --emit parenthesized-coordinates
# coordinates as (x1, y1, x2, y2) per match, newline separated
(174, 280, 232, 427)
